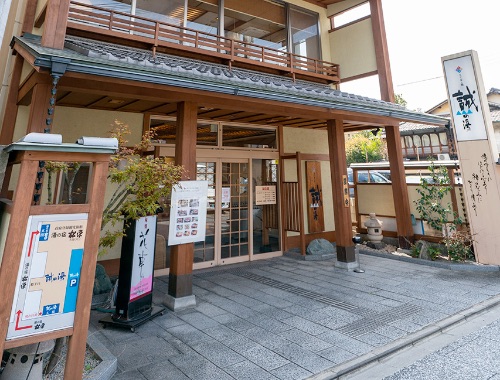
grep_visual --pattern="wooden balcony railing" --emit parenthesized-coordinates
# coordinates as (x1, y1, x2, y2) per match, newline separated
(66, 1, 340, 83)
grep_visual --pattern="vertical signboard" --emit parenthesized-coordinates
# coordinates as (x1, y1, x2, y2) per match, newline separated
(130, 215, 156, 302)
(8, 214, 87, 340)
(306, 161, 325, 233)
(442, 50, 500, 264)
(168, 180, 209, 246)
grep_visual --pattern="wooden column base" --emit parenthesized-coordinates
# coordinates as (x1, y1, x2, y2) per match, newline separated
(398, 235, 414, 249)
(336, 245, 356, 263)
(168, 273, 193, 298)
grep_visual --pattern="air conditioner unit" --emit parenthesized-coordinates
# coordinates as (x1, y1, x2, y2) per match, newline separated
(437, 153, 450, 161)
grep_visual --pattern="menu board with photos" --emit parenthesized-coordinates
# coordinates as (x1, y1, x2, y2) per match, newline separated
(168, 181, 209, 245)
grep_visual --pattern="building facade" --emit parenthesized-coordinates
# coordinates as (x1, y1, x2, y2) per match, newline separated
(0, 0, 447, 303)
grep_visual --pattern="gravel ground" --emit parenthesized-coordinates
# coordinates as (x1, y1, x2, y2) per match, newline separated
(43, 343, 101, 379)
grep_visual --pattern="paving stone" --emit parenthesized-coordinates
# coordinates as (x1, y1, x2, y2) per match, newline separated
(111, 369, 148, 380)
(137, 361, 189, 380)
(272, 343, 335, 373)
(279, 329, 333, 352)
(281, 315, 330, 336)
(269, 363, 313, 380)
(191, 340, 245, 368)
(177, 311, 221, 330)
(167, 324, 214, 345)
(316, 344, 358, 364)
(223, 360, 281, 380)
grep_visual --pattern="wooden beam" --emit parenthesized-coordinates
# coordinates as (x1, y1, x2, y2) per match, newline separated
(369, 0, 394, 102)
(57, 74, 412, 126)
(385, 124, 414, 248)
(327, 119, 355, 262)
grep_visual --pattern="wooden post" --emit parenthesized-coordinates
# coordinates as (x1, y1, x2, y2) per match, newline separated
(327, 119, 355, 262)
(168, 101, 197, 299)
(26, 81, 53, 134)
(369, 0, 394, 103)
(64, 161, 109, 379)
(385, 124, 414, 248)
(0, 55, 24, 145)
(0, 147, 112, 380)
(296, 152, 305, 255)
(41, 0, 71, 49)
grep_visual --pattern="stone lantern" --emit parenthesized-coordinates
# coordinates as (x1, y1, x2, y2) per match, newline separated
(364, 213, 383, 242)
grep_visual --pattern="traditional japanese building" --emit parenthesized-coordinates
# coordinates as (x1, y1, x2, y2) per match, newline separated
(0, 0, 447, 305)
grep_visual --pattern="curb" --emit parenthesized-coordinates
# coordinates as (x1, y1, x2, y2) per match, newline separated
(86, 327, 117, 380)
(308, 294, 500, 379)
(358, 247, 500, 272)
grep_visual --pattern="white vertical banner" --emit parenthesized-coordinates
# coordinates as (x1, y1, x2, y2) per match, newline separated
(130, 215, 156, 301)
(168, 180, 209, 246)
(442, 50, 500, 265)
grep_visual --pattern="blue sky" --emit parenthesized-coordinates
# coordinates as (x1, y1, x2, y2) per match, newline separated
(341, 0, 500, 112)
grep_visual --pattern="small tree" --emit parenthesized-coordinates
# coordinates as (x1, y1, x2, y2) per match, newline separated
(99, 120, 183, 255)
(414, 162, 474, 261)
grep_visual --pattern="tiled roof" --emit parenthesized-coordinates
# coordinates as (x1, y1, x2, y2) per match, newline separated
(14, 34, 448, 126)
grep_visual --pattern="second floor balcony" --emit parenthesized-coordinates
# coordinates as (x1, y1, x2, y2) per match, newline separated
(56, 0, 339, 84)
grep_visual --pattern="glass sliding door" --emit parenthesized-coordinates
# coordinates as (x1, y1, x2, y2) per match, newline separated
(194, 161, 217, 264)
(220, 161, 250, 262)
(289, 5, 321, 62)
(252, 159, 280, 254)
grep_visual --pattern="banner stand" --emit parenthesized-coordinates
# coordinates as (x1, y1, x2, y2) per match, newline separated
(99, 216, 164, 332)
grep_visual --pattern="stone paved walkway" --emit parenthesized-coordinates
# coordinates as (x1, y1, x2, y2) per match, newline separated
(88, 253, 500, 380)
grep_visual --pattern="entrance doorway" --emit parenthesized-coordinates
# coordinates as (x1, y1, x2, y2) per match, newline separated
(155, 155, 281, 273)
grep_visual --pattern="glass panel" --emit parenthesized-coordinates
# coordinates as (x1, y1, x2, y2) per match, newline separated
(422, 134, 431, 147)
(57, 163, 90, 205)
(430, 133, 440, 147)
(252, 159, 280, 254)
(150, 119, 218, 146)
(224, 0, 287, 63)
(91, 0, 132, 14)
(439, 132, 448, 145)
(331, 2, 370, 29)
(193, 161, 217, 263)
(222, 125, 277, 148)
(186, 0, 219, 34)
(221, 162, 249, 259)
(134, 0, 184, 24)
(289, 6, 320, 61)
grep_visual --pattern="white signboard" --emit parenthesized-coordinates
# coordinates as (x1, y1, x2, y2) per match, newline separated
(221, 187, 230, 203)
(255, 185, 277, 205)
(443, 55, 487, 141)
(8, 213, 88, 340)
(168, 180, 209, 246)
(130, 215, 156, 301)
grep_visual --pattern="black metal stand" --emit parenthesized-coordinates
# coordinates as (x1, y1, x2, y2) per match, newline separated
(99, 305, 164, 332)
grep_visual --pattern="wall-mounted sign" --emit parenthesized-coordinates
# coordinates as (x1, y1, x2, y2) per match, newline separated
(443, 54, 487, 141)
(168, 180, 209, 246)
(255, 185, 276, 205)
(342, 174, 350, 207)
(306, 161, 325, 233)
(8, 213, 88, 340)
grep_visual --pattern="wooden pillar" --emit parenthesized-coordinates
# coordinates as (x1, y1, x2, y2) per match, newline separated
(0, 55, 24, 145)
(369, 0, 394, 103)
(41, 0, 70, 49)
(327, 119, 355, 262)
(385, 124, 414, 248)
(64, 161, 109, 379)
(27, 81, 53, 133)
(168, 101, 197, 299)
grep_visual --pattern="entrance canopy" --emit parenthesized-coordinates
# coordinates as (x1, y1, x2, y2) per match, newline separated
(12, 33, 447, 131)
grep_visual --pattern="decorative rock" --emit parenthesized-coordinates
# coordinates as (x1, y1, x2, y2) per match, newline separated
(367, 241, 386, 250)
(418, 240, 431, 260)
(93, 264, 112, 295)
(364, 213, 383, 242)
(307, 239, 335, 255)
